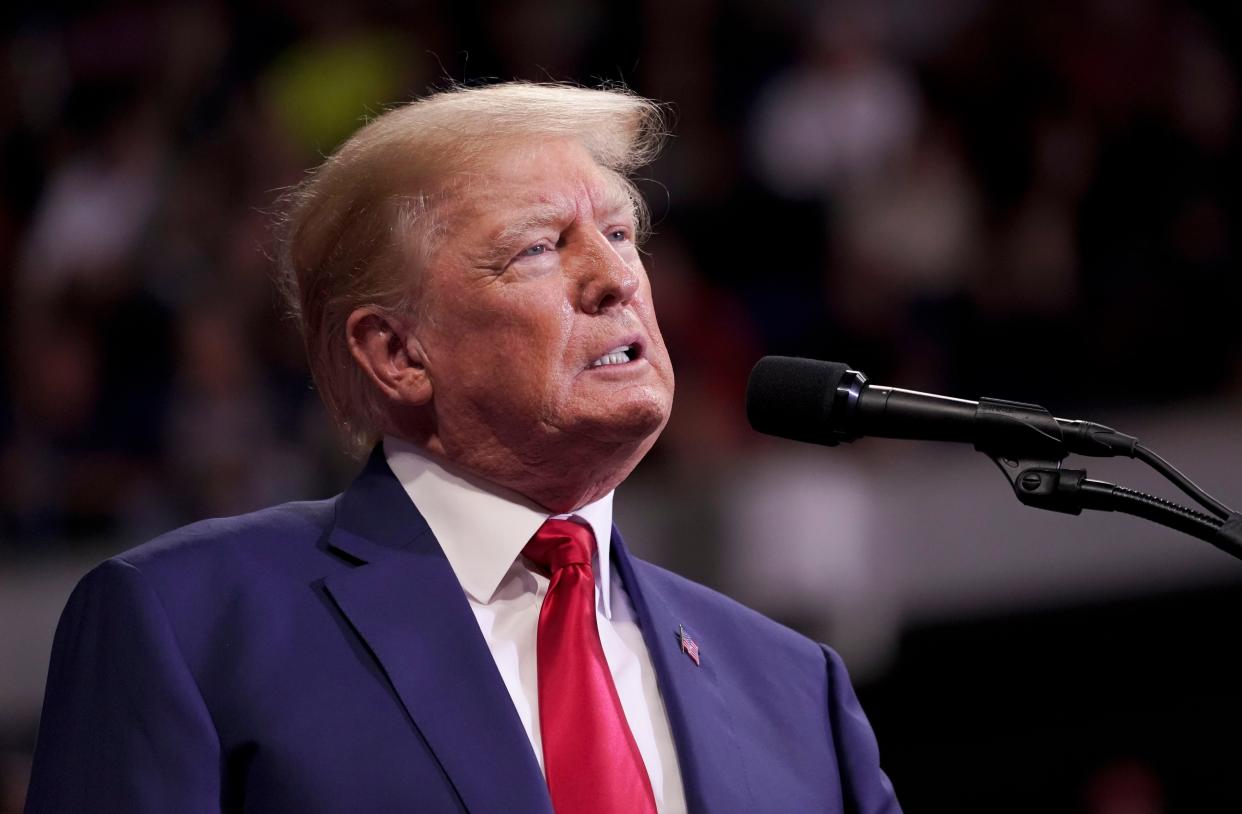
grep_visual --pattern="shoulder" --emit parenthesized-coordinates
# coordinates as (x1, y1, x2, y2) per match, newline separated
(73, 498, 344, 629)
(61, 498, 349, 672)
(115, 498, 338, 574)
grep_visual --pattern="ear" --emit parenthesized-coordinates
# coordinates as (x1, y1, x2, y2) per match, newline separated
(346, 307, 433, 407)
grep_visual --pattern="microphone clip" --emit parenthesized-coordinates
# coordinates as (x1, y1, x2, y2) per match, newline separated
(989, 456, 1087, 516)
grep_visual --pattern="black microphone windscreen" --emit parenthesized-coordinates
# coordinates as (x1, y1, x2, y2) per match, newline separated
(746, 356, 850, 445)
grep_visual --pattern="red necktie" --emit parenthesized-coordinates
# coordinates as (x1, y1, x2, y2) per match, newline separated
(523, 519, 658, 814)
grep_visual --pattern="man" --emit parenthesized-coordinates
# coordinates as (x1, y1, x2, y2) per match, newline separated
(25, 83, 900, 813)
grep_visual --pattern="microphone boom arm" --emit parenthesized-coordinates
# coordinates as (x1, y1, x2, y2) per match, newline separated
(971, 395, 1242, 559)
(986, 453, 1242, 561)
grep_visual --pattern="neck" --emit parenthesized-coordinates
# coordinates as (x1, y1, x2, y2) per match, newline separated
(392, 428, 650, 514)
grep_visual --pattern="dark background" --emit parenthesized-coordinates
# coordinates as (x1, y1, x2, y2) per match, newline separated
(2, 0, 1242, 811)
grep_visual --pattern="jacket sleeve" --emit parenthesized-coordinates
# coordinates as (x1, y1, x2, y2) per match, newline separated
(25, 557, 222, 814)
(822, 644, 903, 814)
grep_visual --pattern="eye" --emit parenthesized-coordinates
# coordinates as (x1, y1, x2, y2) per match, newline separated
(607, 228, 631, 243)
(514, 239, 556, 261)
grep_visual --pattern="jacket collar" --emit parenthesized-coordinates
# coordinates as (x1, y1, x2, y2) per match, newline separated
(325, 446, 430, 564)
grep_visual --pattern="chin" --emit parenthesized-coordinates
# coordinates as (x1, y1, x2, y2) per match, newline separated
(576, 392, 672, 447)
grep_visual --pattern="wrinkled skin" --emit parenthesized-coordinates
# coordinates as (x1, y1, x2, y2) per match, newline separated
(348, 138, 675, 511)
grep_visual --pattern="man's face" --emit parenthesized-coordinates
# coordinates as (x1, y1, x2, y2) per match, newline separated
(411, 137, 674, 481)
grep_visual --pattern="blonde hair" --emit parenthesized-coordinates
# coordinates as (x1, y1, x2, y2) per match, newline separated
(274, 82, 667, 456)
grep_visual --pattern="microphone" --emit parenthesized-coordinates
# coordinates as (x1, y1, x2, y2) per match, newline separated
(745, 356, 1138, 461)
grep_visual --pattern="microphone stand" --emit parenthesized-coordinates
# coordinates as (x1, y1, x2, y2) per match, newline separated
(980, 403, 1242, 561)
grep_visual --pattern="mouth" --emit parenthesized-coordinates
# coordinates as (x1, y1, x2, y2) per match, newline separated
(589, 341, 643, 369)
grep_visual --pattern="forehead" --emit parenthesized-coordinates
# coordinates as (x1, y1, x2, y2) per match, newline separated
(442, 138, 636, 231)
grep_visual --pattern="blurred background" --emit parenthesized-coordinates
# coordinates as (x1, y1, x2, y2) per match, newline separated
(2, 0, 1241, 810)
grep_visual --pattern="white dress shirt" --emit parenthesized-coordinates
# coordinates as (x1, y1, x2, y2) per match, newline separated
(384, 437, 687, 813)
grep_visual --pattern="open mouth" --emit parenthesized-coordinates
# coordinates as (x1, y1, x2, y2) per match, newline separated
(589, 343, 642, 368)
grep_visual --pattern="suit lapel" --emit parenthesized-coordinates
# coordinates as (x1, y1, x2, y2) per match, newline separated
(322, 450, 552, 814)
(612, 529, 758, 813)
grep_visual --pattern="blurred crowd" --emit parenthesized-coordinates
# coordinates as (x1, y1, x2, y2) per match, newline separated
(2, 0, 1240, 552)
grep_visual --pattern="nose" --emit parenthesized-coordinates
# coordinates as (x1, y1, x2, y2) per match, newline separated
(577, 232, 640, 314)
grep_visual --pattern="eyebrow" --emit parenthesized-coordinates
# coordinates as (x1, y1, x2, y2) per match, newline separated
(491, 203, 573, 249)
(491, 187, 636, 250)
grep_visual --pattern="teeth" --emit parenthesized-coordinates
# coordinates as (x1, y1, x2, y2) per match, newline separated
(591, 345, 632, 367)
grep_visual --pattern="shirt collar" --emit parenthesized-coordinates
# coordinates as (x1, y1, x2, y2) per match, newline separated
(383, 435, 615, 617)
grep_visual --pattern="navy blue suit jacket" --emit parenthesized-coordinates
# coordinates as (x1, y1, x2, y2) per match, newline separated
(26, 450, 900, 813)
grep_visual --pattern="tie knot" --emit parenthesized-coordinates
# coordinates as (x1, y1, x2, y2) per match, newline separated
(523, 518, 595, 574)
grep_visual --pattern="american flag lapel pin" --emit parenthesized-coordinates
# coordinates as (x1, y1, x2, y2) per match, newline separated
(677, 624, 701, 666)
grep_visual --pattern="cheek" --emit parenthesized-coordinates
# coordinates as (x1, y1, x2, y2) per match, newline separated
(457, 283, 563, 335)
(636, 296, 672, 363)
(452, 291, 575, 383)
